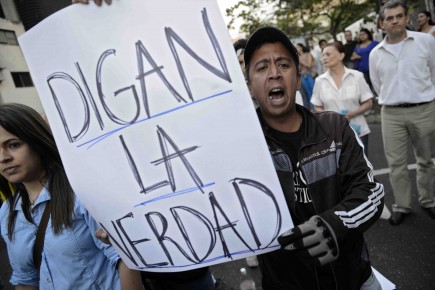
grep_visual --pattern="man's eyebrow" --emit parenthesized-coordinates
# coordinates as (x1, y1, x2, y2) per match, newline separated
(386, 12, 404, 18)
(276, 56, 292, 62)
(253, 58, 270, 66)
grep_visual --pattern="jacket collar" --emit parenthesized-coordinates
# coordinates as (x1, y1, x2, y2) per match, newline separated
(256, 104, 327, 145)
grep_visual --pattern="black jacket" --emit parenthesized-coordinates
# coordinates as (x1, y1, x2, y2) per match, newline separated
(258, 105, 384, 290)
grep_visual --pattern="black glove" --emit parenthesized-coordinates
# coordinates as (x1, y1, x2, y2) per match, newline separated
(277, 215, 339, 266)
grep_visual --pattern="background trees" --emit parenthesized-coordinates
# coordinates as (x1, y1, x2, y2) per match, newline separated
(225, 0, 427, 42)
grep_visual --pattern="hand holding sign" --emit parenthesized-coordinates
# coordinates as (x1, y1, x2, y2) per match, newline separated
(95, 228, 110, 244)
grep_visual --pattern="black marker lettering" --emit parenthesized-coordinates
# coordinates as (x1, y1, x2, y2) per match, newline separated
(146, 211, 196, 265)
(135, 40, 187, 118)
(47, 72, 90, 143)
(171, 206, 216, 263)
(208, 191, 252, 259)
(232, 178, 282, 249)
(96, 49, 140, 125)
(152, 125, 203, 193)
(75, 62, 104, 130)
(165, 8, 231, 102)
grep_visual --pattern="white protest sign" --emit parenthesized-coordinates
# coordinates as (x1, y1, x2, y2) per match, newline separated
(18, 0, 293, 271)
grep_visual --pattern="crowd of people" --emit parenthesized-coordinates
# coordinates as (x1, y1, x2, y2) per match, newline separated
(0, 0, 434, 289)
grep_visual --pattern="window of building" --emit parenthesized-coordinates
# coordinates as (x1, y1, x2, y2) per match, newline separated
(11, 72, 34, 87)
(0, 29, 18, 45)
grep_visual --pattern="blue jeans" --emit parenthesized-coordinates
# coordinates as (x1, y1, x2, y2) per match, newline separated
(301, 73, 314, 108)
(146, 269, 215, 290)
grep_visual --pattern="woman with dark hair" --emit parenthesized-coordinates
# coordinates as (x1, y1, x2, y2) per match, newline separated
(351, 28, 378, 89)
(311, 42, 373, 156)
(0, 103, 142, 289)
(417, 11, 435, 36)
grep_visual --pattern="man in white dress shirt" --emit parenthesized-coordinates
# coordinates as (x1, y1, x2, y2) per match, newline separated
(369, 0, 435, 225)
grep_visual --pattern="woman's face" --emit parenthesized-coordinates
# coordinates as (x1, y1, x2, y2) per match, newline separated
(0, 125, 44, 185)
(322, 46, 344, 69)
(359, 31, 368, 42)
(296, 45, 303, 55)
(417, 13, 429, 26)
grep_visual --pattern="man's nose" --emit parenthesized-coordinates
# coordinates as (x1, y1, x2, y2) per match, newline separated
(269, 65, 281, 79)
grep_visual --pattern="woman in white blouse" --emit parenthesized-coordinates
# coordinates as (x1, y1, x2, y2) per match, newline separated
(311, 42, 373, 157)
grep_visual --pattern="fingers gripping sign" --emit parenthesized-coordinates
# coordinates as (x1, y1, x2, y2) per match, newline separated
(95, 228, 111, 245)
(278, 215, 339, 266)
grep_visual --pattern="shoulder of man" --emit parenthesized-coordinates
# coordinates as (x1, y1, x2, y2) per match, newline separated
(409, 30, 435, 44)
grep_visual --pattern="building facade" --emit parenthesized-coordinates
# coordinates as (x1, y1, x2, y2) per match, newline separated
(0, 0, 69, 112)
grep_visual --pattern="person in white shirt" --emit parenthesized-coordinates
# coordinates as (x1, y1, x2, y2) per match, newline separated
(369, 0, 435, 226)
(311, 41, 373, 157)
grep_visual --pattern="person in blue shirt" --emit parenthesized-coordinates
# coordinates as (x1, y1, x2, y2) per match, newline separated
(351, 28, 378, 91)
(0, 103, 142, 290)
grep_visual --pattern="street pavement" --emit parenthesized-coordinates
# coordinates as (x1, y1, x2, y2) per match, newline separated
(1, 119, 435, 290)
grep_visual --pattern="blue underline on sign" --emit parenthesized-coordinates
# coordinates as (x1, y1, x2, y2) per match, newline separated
(135, 245, 280, 270)
(77, 89, 232, 149)
(134, 182, 215, 207)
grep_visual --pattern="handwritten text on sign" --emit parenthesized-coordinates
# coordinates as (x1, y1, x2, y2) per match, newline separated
(19, 0, 293, 271)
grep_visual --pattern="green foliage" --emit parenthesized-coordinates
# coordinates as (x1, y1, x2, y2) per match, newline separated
(225, 0, 378, 41)
(225, 0, 276, 36)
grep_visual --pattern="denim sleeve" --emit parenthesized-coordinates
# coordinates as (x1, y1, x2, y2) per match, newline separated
(1, 201, 39, 287)
(76, 199, 120, 267)
(10, 269, 39, 287)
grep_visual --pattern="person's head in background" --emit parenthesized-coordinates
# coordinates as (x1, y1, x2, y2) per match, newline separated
(359, 28, 373, 43)
(233, 38, 247, 77)
(318, 39, 327, 51)
(416, 11, 433, 30)
(344, 31, 353, 43)
(296, 43, 305, 55)
(322, 42, 345, 70)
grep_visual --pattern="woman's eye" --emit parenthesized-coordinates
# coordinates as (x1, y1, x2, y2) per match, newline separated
(9, 142, 21, 149)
